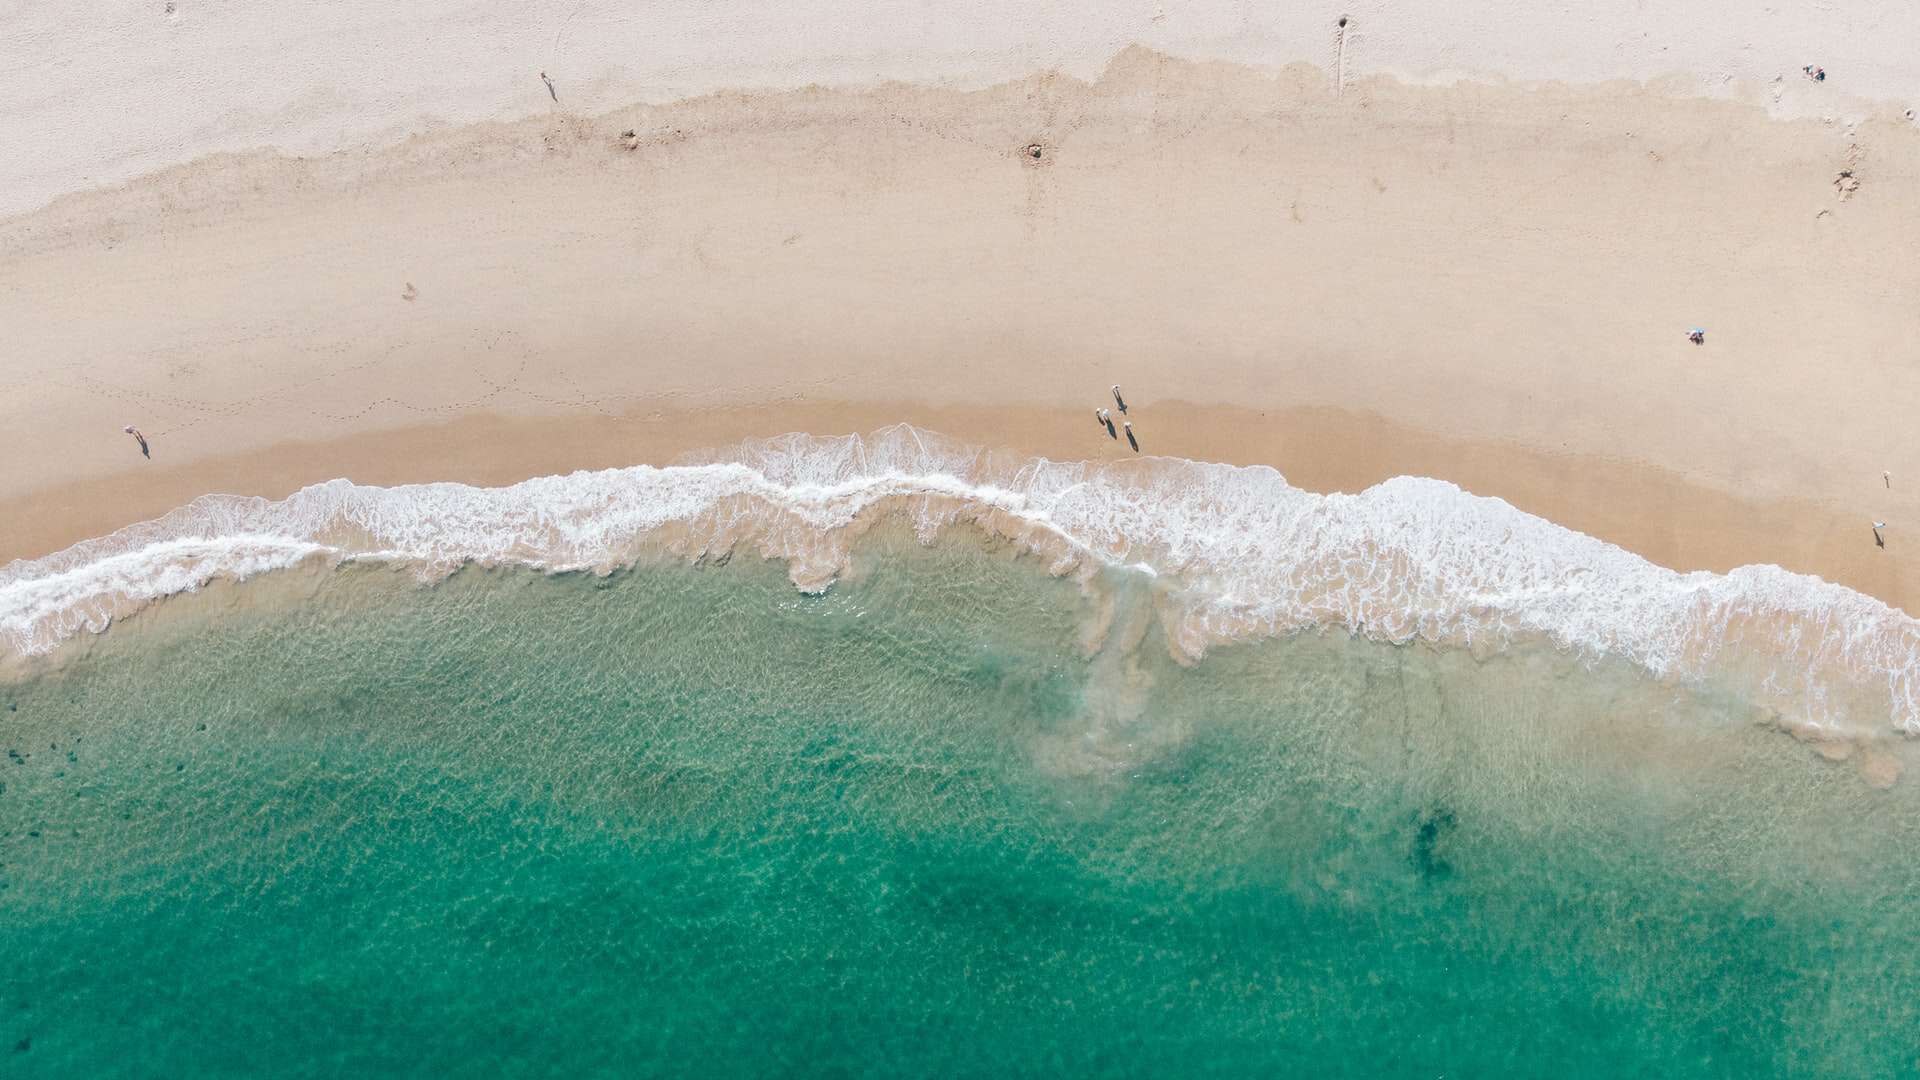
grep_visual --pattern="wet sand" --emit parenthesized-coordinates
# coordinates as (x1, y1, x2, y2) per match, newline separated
(4, 53, 1919, 605)
(4, 399, 1910, 613)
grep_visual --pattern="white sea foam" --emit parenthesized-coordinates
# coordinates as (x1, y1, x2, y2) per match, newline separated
(4, 425, 1917, 735)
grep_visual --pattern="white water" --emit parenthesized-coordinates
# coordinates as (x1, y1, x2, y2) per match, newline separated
(4, 425, 1917, 735)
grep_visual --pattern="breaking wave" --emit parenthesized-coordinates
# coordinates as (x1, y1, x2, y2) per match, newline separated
(4, 425, 1917, 736)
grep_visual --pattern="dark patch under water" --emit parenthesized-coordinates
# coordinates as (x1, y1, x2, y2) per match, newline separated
(1410, 806, 1458, 881)
(1, 534, 1918, 1077)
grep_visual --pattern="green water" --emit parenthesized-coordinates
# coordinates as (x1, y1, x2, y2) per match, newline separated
(2, 530, 1918, 1076)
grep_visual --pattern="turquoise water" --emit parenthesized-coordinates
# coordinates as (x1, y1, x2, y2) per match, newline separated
(3, 527, 1918, 1076)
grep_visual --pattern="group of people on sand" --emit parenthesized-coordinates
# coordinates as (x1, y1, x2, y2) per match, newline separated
(1093, 386, 1140, 453)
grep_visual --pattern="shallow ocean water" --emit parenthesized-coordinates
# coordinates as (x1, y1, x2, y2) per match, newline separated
(2, 526, 1917, 1077)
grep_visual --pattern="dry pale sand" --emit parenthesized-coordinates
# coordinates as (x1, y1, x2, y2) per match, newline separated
(10, 1, 1912, 222)
(3, 51, 1918, 607)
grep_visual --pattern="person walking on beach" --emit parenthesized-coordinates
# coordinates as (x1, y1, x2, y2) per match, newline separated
(1123, 421, 1138, 452)
(540, 71, 558, 101)
(123, 425, 150, 459)
(1873, 522, 1887, 547)
(1111, 385, 1128, 414)
(1098, 408, 1116, 438)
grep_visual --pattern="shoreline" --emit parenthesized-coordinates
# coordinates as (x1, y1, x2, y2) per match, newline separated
(14, 7, 1920, 1061)
(9, 416, 1920, 768)
(5, 399, 1911, 611)
(5, 52, 1920, 622)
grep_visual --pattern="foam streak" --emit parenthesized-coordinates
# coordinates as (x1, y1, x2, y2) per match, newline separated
(4, 426, 1916, 734)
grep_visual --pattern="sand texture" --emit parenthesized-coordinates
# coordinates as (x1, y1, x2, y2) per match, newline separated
(3, 42, 1918, 610)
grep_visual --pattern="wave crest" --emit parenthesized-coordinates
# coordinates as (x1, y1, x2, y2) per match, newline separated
(4, 424, 1917, 735)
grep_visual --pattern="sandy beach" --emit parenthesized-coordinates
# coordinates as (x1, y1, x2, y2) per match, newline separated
(5, 41, 1919, 612)
(14, 9, 1920, 1066)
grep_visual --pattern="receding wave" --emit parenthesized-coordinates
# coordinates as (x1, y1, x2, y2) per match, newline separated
(4, 425, 1917, 737)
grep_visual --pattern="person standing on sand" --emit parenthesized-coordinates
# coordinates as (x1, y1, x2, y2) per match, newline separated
(123, 425, 150, 459)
